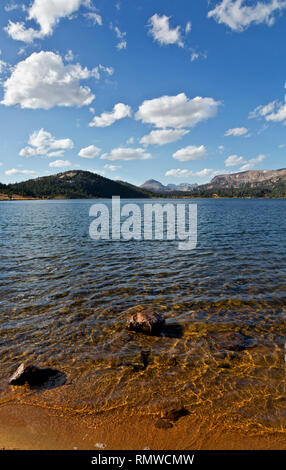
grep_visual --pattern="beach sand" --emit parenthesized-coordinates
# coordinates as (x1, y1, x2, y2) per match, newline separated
(0, 403, 286, 450)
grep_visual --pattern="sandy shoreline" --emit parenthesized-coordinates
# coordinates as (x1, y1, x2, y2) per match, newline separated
(0, 403, 286, 450)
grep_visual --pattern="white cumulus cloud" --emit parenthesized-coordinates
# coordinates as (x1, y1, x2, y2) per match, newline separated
(19, 129, 74, 157)
(116, 41, 127, 50)
(4, 4, 22, 13)
(190, 50, 207, 62)
(148, 14, 184, 47)
(173, 145, 208, 162)
(49, 160, 72, 168)
(249, 93, 286, 123)
(101, 147, 152, 161)
(225, 154, 245, 167)
(249, 101, 277, 119)
(5, 0, 92, 42)
(140, 129, 189, 146)
(113, 25, 126, 39)
(1, 51, 102, 109)
(239, 154, 266, 171)
(135, 93, 220, 129)
(84, 12, 103, 26)
(224, 127, 248, 136)
(208, 0, 286, 32)
(89, 103, 131, 127)
(104, 164, 122, 171)
(110, 23, 127, 50)
(196, 168, 220, 178)
(165, 168, 221, 179)
(5, 168, 37, 176)
(263, 103, 286, 123)
(225, 153, 266, 170)
(165, 169, 193, 178)
(64, 50, 75, 62)
(78, 145, 101, 158)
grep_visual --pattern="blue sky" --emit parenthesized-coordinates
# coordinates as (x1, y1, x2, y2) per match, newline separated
(0, 0, 286, 186)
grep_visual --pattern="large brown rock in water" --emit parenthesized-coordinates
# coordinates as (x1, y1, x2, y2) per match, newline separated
(128, 310, 165, 334)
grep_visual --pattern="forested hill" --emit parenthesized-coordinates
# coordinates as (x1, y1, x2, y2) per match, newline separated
(1, 170, 151, 199)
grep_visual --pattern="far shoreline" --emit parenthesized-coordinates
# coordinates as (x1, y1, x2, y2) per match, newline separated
(2, 195, 286, 201)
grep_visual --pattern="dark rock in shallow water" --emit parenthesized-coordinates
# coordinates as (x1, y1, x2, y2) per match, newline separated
(154, 404, 189, 429)
(114, 348, 151, 373)
(9, 363, 66, 389)
(211, 331, 253, 352)
(128, 310, 165, 334)
(160, 406, 189, 422)
(140, 349, 150, 369)
(9, 364, 39, 385)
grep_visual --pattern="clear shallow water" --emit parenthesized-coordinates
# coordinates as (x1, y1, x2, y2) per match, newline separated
(1, 199, 286, 436)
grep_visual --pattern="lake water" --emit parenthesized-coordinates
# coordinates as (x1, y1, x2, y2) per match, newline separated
(1, 199, 286, 436)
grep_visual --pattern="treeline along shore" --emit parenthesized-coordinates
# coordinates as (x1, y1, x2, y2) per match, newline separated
(2, 169, 286, 200)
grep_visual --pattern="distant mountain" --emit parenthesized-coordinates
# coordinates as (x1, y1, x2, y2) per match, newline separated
(2, 170, 151, 199)
(140, 179, 198, 193)
(140, 179, 166, 192)
(191, 168, 286, 198)
(208, 168, 286, 188)
(165, 183, 198, 192)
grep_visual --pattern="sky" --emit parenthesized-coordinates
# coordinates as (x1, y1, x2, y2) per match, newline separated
(0, 0, 286, 186)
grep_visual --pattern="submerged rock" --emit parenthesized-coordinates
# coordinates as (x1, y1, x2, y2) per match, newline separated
(9, 364, 39, 385)
(9, 363, 66, 389)
(160, 406, 189, 422)
(211, 331, 253, 352)
(128, 310, 165, 335)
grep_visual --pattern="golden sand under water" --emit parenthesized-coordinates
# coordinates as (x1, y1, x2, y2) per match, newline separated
(1, 404, 286, 450)
(1, 301, 286, 450)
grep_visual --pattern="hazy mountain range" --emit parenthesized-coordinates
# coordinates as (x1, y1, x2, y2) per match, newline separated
(140, 179, 198, 193)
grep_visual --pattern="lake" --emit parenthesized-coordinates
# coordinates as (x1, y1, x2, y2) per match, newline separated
(1, 198, 286, 445)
